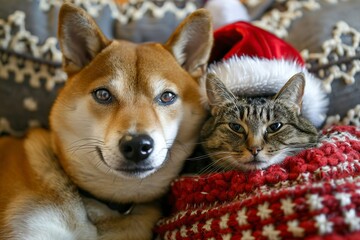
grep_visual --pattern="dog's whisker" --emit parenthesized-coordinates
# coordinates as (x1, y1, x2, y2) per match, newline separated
(66, 137, 109, 156)
(69, 139, 104, 148)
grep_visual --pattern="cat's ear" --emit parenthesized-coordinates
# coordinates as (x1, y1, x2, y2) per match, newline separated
(274, 72, 305, 114)
(206, 73, 235, 115)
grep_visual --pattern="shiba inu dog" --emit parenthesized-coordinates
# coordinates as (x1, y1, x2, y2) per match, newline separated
(0, 3, 213, 239)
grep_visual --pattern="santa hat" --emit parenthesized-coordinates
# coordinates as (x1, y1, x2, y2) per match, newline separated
(204, 21, 329, 128)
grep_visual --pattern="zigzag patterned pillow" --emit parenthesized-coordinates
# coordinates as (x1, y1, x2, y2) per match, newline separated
(156, 125, 360, 240)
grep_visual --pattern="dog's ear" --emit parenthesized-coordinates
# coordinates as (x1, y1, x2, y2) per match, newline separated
(58, 3, 110, 75)
(165, 9, 213, 78)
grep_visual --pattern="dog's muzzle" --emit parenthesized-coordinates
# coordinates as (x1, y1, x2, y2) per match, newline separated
(119, 134, 154, 162)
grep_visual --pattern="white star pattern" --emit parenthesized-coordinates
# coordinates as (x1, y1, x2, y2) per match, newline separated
(335, 192, 352, 207)
(310, 182, 325, 189)
(203, 219, 213, 231)
(178, 211, 187, 219)
(354, 160, 360, 169)
(306, 194, 323, 211)
(260, 185, 270, 194)
(315, 167, 330, 179)
(338, 161, 350, 172)
(237, 208, 248, 226)
(344, 209, 360, 231)
(280, 198, 295, 215)
(220, 213, 230, 229)
(301, 172, 311, 182)
(222, 234, 232, 240)
(201, 209, 209, 214)
(315, 214, 333, 235)
(241, 230, 255, 240)
(191, 222, 199, 233)
(257, 202, 272, 220)
(180, 225, 187, 237)
(335, 178, 346, 185)
(164, 230, 170, 239)
(170, 229, 177, 239)
(239, 193, 248, 199)
(287, 220, 305, 237)
(190, 210, 198, 216)
(262, 224, 281, 240)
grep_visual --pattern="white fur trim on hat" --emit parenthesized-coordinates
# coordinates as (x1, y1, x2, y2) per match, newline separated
(202, 56, 329, 128)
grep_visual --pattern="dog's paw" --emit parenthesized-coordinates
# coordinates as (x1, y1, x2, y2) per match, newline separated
(82, 197, 120, 222)
(88, 201, 162, 240)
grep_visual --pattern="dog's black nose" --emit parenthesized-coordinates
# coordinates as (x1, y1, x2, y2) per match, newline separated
(119, 134, 154, 162)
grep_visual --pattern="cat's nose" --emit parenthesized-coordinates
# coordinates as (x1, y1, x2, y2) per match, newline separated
(247, 146, 262, 156)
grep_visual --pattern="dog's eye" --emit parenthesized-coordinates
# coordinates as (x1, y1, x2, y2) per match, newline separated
(158, 91, 177, 105)
(228, 123, 245, 134)
(93, 88, 112, 104)
(267, 122, 282, 133)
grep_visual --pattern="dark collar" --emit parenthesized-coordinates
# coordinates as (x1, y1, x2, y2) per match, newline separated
(78, 188, 134, 215)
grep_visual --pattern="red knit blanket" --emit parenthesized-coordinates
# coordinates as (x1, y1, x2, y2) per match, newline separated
(155, 125, 360, 240)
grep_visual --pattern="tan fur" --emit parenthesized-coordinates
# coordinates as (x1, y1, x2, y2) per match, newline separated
(0, 3, 212, 239)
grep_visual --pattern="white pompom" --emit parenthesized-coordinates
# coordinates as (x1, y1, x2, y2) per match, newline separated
(204, 0, 250, 30)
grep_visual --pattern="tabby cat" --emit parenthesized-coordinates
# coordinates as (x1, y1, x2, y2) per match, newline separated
(200, 72, 319, 171)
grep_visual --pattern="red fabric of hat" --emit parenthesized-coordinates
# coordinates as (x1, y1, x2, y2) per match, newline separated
(209, 21, 305, 66)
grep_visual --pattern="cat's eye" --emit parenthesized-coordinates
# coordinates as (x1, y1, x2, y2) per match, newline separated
(93, 88, 113, 104)
(267, 122, 283, 133)
(228, 123, 245, 133)
(157, 91, 177, 106)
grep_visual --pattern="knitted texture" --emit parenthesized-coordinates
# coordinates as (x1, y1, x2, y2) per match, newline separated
(156, 125, 360, 239)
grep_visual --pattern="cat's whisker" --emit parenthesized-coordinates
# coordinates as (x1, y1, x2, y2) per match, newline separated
(197, 156, 228, 175)
(186, 151, 233, 161)
(199, 154, 241, 175)
(186, 155, 210, 161)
